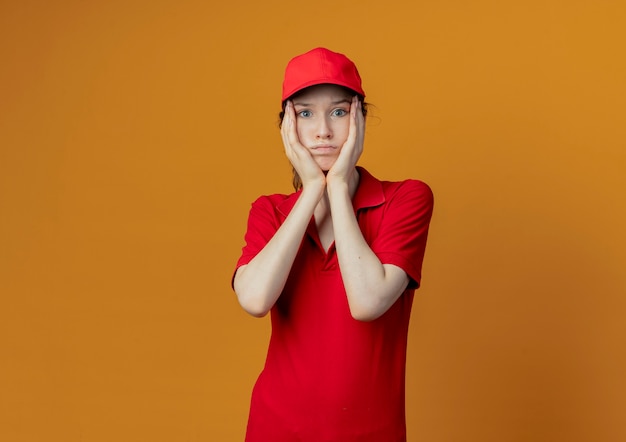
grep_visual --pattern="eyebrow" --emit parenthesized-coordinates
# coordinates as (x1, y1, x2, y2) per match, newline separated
(292, 98, 352, 107)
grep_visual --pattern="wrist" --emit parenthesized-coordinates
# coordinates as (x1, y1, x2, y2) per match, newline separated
(327, 168, 359, 198)
(326, 179, 350, 203)
(301, 178, 326, 198)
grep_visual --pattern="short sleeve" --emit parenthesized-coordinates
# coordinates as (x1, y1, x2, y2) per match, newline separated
(232, 196, 282, 286)
(370, 180, 434, 288)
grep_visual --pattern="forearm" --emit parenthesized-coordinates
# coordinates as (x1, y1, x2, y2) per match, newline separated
(328, 182, 409, 321)
(234, 184, 324, 317)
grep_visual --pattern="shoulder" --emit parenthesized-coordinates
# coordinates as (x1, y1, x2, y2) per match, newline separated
(377, 180, 434, 227)
(382, 178, 432, 197)
(382, 178, 434, 208)
(248, 191, 302, 219)
(250, 193, 291, 207)
(360, 167, 433, 208)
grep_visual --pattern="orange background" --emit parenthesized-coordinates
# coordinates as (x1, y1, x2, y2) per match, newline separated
(1, 0, 625, 441)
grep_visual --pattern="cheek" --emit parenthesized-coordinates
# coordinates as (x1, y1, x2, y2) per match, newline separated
(334, 120, 350, 139)
(295, 120, 309, 141)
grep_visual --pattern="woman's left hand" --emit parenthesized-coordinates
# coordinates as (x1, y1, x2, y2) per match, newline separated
(326, 96, 365, 188)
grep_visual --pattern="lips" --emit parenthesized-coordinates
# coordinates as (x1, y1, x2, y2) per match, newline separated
(311, 144, 336, 152)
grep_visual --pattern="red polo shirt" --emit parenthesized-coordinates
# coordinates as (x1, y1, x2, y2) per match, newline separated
(234, 167, 433, 442)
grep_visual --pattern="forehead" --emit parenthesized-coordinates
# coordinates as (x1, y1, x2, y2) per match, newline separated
(291, 84, 353, 103)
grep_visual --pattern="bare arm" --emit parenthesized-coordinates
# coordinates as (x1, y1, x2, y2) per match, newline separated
(328, 182, 409, 321)
(234, 101, 326, 317)
(327, 98, 409, 321)
(233, 184, 323, 317)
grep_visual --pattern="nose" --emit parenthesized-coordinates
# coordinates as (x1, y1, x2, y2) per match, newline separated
(316, 116, 332, 139)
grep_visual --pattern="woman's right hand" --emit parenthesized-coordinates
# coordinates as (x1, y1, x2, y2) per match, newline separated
(281, 101, 326, 191)
(235, 101, 326, 317)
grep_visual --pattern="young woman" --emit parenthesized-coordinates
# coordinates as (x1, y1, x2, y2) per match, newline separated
(232, 47, 434, 441)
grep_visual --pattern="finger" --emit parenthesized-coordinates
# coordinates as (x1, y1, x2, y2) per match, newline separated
(339, 98, 364, 164)
(282, 102, 301, 157)
(286, 102, 300, 148)
(345, 97, 358, 147)
(281, 102, 290, 145)
(281, 102, 296, 146)
(286, 105, 311, 160)
(356, 99, 365, 144)
(282, 103, 313, 173)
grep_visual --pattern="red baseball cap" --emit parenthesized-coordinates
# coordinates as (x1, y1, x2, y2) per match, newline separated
(281, 47, 365, 102)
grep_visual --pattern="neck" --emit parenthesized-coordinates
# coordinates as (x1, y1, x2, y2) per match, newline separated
(319, 167, 360, 206)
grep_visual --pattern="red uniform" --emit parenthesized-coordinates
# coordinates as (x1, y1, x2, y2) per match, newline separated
(234, 167, 434, 441)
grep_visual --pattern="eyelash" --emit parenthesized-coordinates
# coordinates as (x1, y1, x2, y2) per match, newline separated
(297, 108, 348, 118)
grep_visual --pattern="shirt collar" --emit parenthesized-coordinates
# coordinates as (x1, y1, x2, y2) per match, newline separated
(277, 166, 385, 217)
(352, 166, 385, 211)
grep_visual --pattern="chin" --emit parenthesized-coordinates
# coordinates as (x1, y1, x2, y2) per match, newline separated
(316, 159, 337, 172)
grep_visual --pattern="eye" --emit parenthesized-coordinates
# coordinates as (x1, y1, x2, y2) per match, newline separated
(331, 108, 348, 117)
(297, 110, 312, 118)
